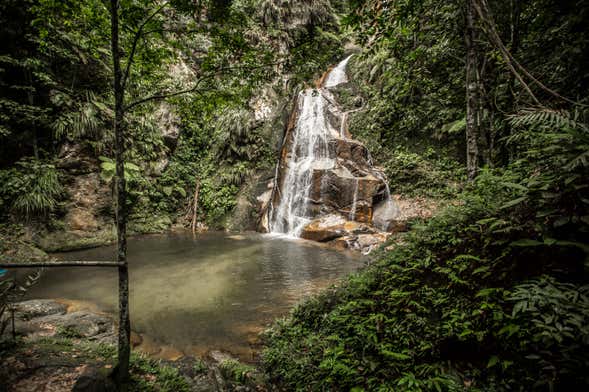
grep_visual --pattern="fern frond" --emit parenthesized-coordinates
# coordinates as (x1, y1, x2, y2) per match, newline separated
(509, 108, 587, 131)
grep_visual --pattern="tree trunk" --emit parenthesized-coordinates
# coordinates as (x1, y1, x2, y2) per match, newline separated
(465, 0, 480, 181)
(507, 0, 521, 162)
(110, 0, 130, 388)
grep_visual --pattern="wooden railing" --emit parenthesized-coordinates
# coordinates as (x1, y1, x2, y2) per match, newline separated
(0, 261, 123, 268)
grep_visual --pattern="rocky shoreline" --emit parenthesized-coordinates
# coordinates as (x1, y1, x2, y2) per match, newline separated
(1, 299, 264, 391)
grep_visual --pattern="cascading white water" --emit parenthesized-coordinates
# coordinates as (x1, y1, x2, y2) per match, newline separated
(269, 89, 336, 236)
(340, 111, 348, 139)
(349, 178, 358, 221)
(372, 173, 398, 231)
(269, 54, 398, 238)
(324, 54, 353, 88)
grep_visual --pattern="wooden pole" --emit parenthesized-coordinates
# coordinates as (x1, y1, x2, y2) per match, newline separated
(10, 308, 15, 341)
(0, 261, 124, 268)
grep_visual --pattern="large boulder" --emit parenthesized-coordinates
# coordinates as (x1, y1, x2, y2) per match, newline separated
(309, 167, 383, 223)
(300, 214, 375, 242)
(300, 214, 347, 242)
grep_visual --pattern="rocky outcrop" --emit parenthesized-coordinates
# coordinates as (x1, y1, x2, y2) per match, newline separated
(259, 56, 399, 249)
(299, 214, 393, 254)
(10, 299, 116, 345)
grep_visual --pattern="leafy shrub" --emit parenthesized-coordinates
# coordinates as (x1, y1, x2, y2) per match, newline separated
(262, 111, 589, 390)
(384, 147, 465, 198)
(0, 158, 62, 220)
(219, 359, 256, 384)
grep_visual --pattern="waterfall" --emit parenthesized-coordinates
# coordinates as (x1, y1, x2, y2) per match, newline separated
(324, 54, 353, 88)
(340, 111, 348, 139)
(269, 89, 336, 236)
(372, 173, 398, 231)
(268, 54, 397, 238)
(349, 178, 358, 221)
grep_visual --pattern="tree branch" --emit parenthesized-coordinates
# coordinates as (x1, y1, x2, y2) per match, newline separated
(125, 61, 285, 111)
(121, 1, 170, 91)
(125, 84, 209, 111)
(474, 0, 587, 107)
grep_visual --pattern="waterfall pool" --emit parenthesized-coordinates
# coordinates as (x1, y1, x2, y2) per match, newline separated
(25, 232, 363, 360)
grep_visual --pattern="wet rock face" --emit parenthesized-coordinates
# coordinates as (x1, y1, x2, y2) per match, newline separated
(260, 56, 400, 250)
(264, 89, 393, 234)
(309, 168, 384, 222)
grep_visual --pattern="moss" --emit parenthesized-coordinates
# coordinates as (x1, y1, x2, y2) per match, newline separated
(36, 228, 116, 252)
(128, 214, 173, 235)
(0, 224, 50, 263)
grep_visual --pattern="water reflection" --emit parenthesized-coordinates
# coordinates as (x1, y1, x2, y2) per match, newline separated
(27, 232, 363, 359)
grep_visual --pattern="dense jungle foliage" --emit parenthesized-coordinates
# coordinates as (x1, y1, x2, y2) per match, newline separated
(0, 0, 346, 229)
(263, 0, 589, 390)
(1, 0, 588, 390)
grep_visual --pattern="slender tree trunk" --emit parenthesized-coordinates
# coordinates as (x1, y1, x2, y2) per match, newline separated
(507, 0, 521, 162)
(110, 0, 131, 388)
(465, 0, 480, 181)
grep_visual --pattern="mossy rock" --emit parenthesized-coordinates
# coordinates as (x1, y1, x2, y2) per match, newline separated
(128, 215, 173, 234)
(35, 228, 116, 252)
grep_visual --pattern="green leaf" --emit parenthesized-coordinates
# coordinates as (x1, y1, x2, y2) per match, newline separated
(500, 196, 527, 209)
(553, 216, 570, 227)
(510, 239, 543, 247)
(501, 182, 528, 191)
(487, 355, 500, 368)
(175, 186, 187, 198)
(381, 350, 411, 361)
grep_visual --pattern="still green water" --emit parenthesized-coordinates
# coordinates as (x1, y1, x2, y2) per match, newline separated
(27, 232, 363, 359)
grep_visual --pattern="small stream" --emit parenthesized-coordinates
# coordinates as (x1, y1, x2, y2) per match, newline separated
(26, 232, 363, 360)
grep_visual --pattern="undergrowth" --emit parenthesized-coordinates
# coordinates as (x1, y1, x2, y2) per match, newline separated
(262, 112, 589, 391)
